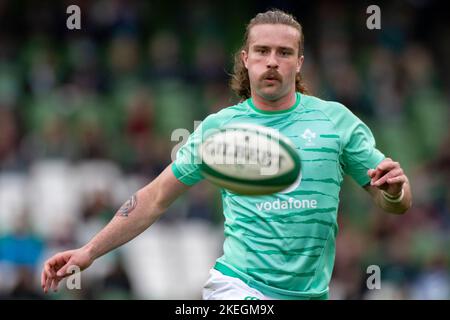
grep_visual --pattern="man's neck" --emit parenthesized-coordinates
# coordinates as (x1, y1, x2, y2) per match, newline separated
(251, 91, 297, 111)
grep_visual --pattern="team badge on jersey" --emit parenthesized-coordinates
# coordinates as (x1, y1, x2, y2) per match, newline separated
(301, 128, 317, 146)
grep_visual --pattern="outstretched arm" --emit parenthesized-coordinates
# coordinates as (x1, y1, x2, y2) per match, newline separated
(364, 158, 412, 214)
(41, 163, 190, 293)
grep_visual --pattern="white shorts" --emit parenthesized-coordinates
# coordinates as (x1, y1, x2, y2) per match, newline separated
(202, 268, 276, 300)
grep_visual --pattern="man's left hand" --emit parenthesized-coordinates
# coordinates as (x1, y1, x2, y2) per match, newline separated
(367, 158, 407, 197)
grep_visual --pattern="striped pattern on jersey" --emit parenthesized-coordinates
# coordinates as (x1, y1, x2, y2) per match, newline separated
(172, 92, 385, 299)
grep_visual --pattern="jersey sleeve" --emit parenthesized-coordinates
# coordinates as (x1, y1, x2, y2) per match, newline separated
(337, 104, 385, 186)
(171, 114, 220, 186)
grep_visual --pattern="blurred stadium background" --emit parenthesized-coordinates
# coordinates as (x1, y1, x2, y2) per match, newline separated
(0, 0, 449, 299)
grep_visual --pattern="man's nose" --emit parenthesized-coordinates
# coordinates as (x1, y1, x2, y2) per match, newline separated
(266, 51, 279, 69)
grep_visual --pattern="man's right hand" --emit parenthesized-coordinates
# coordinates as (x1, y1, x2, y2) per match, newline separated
(40, 164, 190, 294)
(41, 247, 94, 293)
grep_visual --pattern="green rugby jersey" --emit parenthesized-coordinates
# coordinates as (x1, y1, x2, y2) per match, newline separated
(172, 92, 385, 299)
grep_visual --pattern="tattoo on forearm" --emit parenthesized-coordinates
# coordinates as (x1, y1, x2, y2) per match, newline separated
(116, 194, 137, 217)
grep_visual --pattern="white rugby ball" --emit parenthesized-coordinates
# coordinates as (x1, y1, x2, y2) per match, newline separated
(198, 123, 301, 195)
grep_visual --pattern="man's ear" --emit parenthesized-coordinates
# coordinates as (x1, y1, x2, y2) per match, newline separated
(297, 55, 304, 73)
(241, 50, 248, 69)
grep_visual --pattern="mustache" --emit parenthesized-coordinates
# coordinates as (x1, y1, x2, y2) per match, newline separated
(260, 70, 282, 82)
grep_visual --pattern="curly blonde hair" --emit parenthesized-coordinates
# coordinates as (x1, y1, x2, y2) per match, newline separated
(230, 9, 308, 100)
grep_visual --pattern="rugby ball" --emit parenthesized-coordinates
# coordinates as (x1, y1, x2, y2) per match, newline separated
(198, 123, 301, 195)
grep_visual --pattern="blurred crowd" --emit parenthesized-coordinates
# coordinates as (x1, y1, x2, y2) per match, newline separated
(0, 0, 449, 299)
